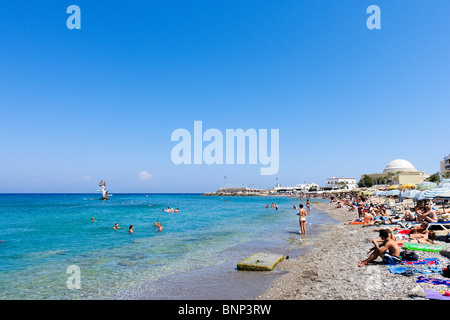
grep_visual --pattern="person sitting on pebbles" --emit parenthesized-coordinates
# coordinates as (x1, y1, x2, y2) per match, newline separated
(358, 229, 401, 267)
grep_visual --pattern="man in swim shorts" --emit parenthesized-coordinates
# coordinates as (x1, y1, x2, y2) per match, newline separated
(358, 229, 401, 266)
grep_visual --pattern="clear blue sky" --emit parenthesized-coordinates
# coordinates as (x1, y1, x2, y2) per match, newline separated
(0, 1, 449, 193)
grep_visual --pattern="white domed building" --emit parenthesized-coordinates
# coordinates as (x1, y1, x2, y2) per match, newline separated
(362, 159, 429, 186)
(382, 159, 418, 173)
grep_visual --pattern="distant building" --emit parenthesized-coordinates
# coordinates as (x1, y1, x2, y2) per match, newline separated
(272, 182, 319, 194)
(441, 154, 450, 178)
(324, 177, 357, 190)
(362, 159, 428, 185)
(214, 187, 262, 195)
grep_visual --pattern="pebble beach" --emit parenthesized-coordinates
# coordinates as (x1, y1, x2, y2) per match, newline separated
(258, 201, 450, 300)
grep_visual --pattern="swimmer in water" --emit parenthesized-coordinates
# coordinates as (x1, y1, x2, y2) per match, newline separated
(128, 225, 134, 233)
(113, 223, 121, 230)
(91, 217, 96, 222)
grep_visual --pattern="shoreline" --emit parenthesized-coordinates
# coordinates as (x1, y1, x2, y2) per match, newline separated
(116, 201, 335, 300)
(257, 201, 449, 300)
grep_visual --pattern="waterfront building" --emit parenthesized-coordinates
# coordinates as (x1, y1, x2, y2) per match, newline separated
(362, 159, 428, 186)
(323, 177, 357, 191)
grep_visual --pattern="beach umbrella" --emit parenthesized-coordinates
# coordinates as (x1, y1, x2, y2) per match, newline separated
(421, 189, 441, 200)
(388, 185, 399, 190)
(413, 191, 427, 201)
(403, 190, 421, 199)
(425, 188, 450, 199)
(401, 183, 416, 190)
(418, 182, 437, 191)
(437, 190, 450, 199)
(437, 182, 450, 189)
(386, 190, 400, 196)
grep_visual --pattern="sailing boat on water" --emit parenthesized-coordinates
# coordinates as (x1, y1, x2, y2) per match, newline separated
(98, 180, 112, 200)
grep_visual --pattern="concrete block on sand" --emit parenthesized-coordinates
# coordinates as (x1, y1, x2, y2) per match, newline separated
(237, 253, 284, 271)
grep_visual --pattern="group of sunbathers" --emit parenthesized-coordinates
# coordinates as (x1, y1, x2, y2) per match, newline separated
(327, 193, 446, 267)
(403, 201, 439, 223)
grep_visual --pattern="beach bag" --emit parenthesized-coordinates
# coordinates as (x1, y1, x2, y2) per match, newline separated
(443, 266, 450, 278)
(401, 250, 419, 261)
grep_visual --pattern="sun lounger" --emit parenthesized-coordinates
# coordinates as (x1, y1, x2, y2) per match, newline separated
(409, 221, 450, 231)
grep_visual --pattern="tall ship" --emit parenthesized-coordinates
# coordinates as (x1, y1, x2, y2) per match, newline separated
(97, 180, 112, 200)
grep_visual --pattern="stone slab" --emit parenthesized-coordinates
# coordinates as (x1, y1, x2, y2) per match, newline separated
(237, 253, 284, 271)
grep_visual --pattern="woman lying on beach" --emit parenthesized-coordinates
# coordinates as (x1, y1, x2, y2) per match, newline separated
(395, 231, 436, 245)
(374, 222, 435, 242)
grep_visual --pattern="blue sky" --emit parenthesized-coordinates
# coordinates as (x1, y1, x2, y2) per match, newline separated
(0, 1, 449, 193)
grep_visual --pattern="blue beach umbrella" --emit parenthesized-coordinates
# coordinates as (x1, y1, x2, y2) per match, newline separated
(413, 191, 427, 201)
(386, 190, 400, 196)
(425, 188, 450, 199)
(418, 182, 437, 191)
(437, 190, 450, 199)
(437, 183, 450, 189)
(403, 190, 421, 199)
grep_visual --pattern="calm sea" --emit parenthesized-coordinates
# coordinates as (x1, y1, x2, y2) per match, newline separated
(0, 194, 335, 300)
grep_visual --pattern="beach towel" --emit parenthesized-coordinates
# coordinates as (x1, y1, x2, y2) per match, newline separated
(388, 266, 442, 276)
(416, 276, 450, 287)
(389, 267, 430, 276)
(424, 289, 450, 300)
(402, 242, 448, 252)
(401, 258, 442, 265)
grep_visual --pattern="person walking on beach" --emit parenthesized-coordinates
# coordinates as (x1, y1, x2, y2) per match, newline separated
(306, 200, 311, 213)
(297, 204, 307, 236)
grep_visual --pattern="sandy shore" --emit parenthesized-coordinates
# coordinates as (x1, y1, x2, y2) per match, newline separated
(257, 202, 450, 300)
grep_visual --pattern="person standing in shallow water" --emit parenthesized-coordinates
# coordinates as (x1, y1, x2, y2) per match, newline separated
(297, 204, 307, 236)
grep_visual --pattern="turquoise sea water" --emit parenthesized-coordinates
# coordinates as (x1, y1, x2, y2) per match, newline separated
(0, 194, 333, 300)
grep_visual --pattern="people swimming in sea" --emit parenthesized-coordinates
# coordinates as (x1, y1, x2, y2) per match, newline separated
(113, 223, 121, 230)
(128, 225, 134, 233)
(154, 222, 163, 232)
(91, 217, 97, 222)
(154, 221, 163, 232)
